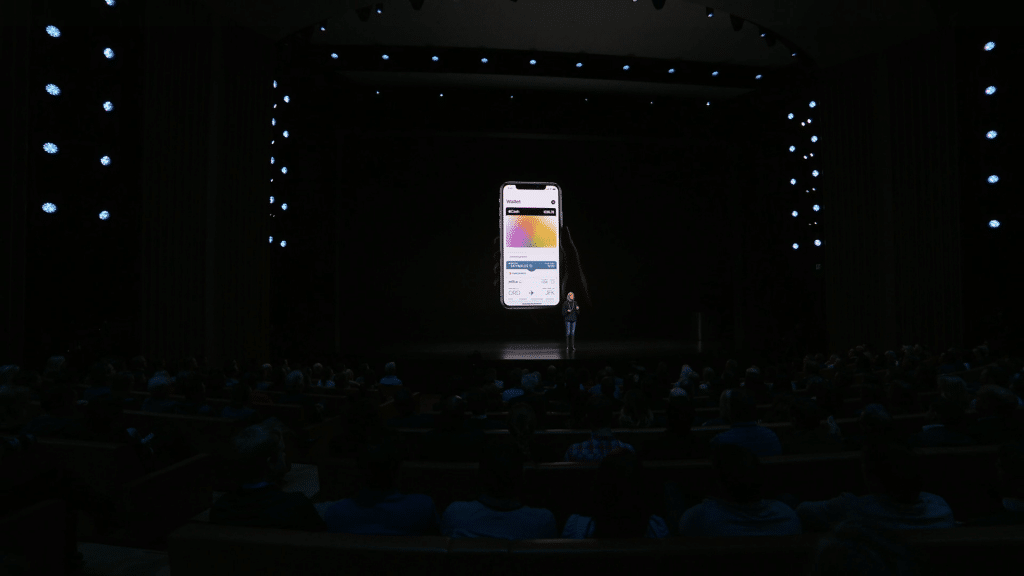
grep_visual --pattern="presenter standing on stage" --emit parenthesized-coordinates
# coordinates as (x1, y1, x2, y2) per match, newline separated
(563, 292, 580, 351)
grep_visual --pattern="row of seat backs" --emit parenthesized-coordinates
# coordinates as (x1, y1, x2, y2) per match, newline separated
(167, 520, 1024, 576)
(0, 435, 214, 549)
(317, 445, 1004, 527)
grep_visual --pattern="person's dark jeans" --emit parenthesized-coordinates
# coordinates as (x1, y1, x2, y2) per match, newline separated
(565, 321, 576, 336)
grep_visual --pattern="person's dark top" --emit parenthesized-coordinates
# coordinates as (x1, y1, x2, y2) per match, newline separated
(907, 424, 975, 448)
(18, 415, 87, 439)
(386, 413, 436, 429)
(323, 488, 441, 535)
(220, 405, 261, 423)
(708, 422, 783, 457)
(276, 393, 324, 423)
(562, 299, 580, 323)
(642, 431, 702, 460)
(783, 426, 846, 455)
(81, 386, 112, 402)
(421, 423, 487, 462)
(140, 397, 182, 414)
(209, 482, 326, 531)
(441, 494, 558, 539)
(965, 499, 1024, 526)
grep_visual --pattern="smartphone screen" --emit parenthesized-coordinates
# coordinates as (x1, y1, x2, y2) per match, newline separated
(500, 182, 561, 309)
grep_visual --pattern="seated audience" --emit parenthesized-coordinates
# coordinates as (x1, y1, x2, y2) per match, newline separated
(885, 380, 918, 416)
(700, 389, 731, 427)
(18, 384, 87, 439)
(784, 398, 844, 455)
(564, 393, 636, 462)
(386, 387, 435, 429)
(708, 387, 783, 457)
(507, 402, 541, 464)
(440, 437, 558, 539)
(643, 394, 702, 460)
(562, 448, 669, 538)
(210, 421, 326, 531)
(323, 428, 441, 535)
(743, 366, 772, 405)
(463, 387, 505, 430)
(420, 394, 486, 462)
(796, 442, 955, 532)
(221, 383, 261, 423)
(379, 361, 403, 386)
(141, 374, 182, 414)
(907, 395, 974, 448)
(276, 370, 325, 423)
(501, 377, 525, 404)
(966, 440, 1024, 526)
(0, 384, 32, 434)
(965, 385, 1024, 445)
(173, 373, 216, 416)
(81, 360, 115, 402)
(222, 361, 241, 389)
(842, 404, 899, 451)
(807, 519, 921, 576)
(618, 389, 657, 428)
(679, 443, 802, 537)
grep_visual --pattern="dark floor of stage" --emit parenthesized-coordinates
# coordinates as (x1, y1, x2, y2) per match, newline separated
(354, 338, 717, 363)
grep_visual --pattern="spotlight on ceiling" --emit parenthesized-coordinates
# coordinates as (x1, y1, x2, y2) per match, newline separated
(410, 0, 425, 9)
(652, 0, 666, 9)
(706, 7, 714, 17)
(375, 3, 383, 15)
(989, 220, 1000, 229)
(730, 15, 743, 31)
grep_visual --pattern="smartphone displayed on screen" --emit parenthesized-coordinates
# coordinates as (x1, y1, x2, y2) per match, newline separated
(500, 181, 562, 310)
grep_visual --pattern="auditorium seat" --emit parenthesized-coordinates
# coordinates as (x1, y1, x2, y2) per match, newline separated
(0, 499, 68, 576)
(167, 520, 1024, 576)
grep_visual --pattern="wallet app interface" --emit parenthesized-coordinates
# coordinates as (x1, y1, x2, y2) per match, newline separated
(503, 184, 559, 307)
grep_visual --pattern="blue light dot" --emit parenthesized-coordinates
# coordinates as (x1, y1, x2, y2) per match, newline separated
(814, 240, 822, 246)
(792, 211, 798, 217)
(281, 167, 288, 174)
(755, 74, 762, 79)
(273, 80, 277, 88)
(789, 146, 796, 152)
(103, 101, 114, 112)
(812, 170, 819, 177)
(530, 59, 536, 65)
(106, 0, 116, 6)
(283, 131, 289, 138)
(269, 236, 274, 243)
(481, 58, 488, 63)
(986, 130, 997, 139)
(99, 211, 110, 220)
(668, 68, 675, 74)
(809, 101, 817, 108)
(988, 175, 999, 184)
(281, 203, 288, 210)
(270, 157, 275, 164)
(792, 243, 799, 250)
(270, 196, 275, 204)
(813, 205, 820, 212)
(382, 54, 389, 60)
(576, 62, 582, 68)
(985, 86, 996, 95)
(100, 156, 111, 166)
(790, 179, 797, 185)
(331, 53, 338, 59)
(43, 143, 58, 154)
(272, 118, 276, 126)
(989, 220, 1000, 228)
(46, 26, 61, 38)
(103, 48, 115, 59)
(43, 203, 57, 213)
(788, 113, 794, 119)
(283, 96, 290, 103)
(712, 71, 719, 76)
(432, 56, 439, 62)
(280, 240, 287, 247)
(811, 135, 818, 143)
(984, 42, 995, 51)
(623, 65, 629, 71)
(45, 84, 61, 96)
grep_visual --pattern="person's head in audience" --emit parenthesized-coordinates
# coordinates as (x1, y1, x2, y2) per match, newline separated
(885, 380, 916, 415)
(589, 448, 648, 538)
(711, 443, 763, 504)
(619, 389, 654, 428)
(860, 401, 892, 440)
(111, 371, 133, 395)
(926, 395, 966, 429)
(478, 437, 526, 502)
(808, 519, 920, 576)
(148, 374, 175, 399)
(937, 375, 969, 406)
(726, 387, 758, 424)
(384, 361, 397, 378)
(359, 428, 405, 492)
(177, 373, 206, 405)
(0, 385, 32, 431)
(665, 394, 695, 435)
(130, 355, 147, 374)
(504, 369, 522, 392)
(981, 365, 1010, 387)
(435, 394, 468, 432)
(973, 345, 990, 368)
(227, 422, 288, 487)
(791, 398, 823, 432)
(284, 370, 305, 394)
(584, 393, 616, 432)
(311, 363, 323, 383)
(744, 366, 770, 403)
(861, 442, 922, 504)
(702, 367, 716, 387)
(975, 385, 1018, 421)
(44, 355, 68, 383)
(508, 402, 536, 459)
(229, 382, 253, 408)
